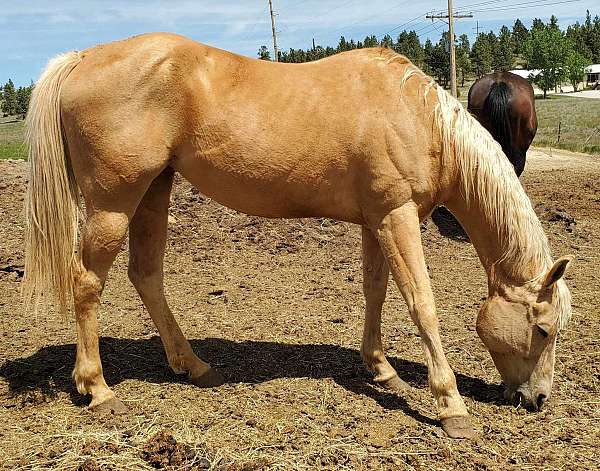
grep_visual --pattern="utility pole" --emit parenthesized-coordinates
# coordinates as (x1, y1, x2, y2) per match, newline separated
(268, 0, 279, 62)
(448, 1, 457, 98)
(426, 4, 473, 97)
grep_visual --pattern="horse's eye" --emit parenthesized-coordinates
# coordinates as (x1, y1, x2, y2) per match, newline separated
(537, 325, 549, 338)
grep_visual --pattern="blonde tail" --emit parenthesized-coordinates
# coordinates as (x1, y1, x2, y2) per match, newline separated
(23, 51, 82, 316)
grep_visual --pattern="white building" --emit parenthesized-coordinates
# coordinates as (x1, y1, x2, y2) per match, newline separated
(585, 64, 600, 87)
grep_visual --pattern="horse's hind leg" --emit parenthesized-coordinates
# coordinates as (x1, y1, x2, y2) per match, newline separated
(128, 168, 224, 387)
(360, 227, 409, 391)
(70, 147, 169, 412)
(73, 204, 139, 413)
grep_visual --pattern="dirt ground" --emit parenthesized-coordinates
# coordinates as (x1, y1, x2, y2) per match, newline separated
(0, 148, 599, 470)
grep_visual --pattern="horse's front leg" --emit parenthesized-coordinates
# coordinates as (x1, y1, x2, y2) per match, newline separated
(374, 202, 476, 439)
(361, 226, 409, 391)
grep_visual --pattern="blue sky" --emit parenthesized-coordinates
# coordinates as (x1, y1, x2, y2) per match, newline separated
(2, 0, 598, 86)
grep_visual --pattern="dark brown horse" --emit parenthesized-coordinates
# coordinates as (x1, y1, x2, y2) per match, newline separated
(468, 72, 537, 176)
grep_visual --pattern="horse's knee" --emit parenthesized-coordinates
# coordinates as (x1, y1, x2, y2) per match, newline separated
(410, 302, 439, 334)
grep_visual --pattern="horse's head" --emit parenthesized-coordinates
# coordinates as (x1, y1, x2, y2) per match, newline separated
(476, 256, 572, 411)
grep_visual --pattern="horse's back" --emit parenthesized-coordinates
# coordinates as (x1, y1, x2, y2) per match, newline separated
(59, 34, 441, 223)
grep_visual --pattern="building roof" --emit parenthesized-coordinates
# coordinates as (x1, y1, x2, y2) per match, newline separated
(585, 64, 600, 74)
(509, 69, 541, 79)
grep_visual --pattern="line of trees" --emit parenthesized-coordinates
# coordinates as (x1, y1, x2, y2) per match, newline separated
(260, 11, 600, 98)
(1, 79, 33, 119)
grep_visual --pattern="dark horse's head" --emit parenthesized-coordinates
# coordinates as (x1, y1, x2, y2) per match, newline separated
(467, 72, 537, 177)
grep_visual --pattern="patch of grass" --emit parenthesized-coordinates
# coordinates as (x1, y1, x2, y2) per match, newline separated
(533, 95, 600, 155)
(0, 142, 27, 159)
(0, 116, 26, 160)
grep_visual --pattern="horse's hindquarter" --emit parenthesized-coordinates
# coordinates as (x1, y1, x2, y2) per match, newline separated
(62, 34, 439, 224)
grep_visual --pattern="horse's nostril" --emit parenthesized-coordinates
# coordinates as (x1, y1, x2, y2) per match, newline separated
(537, 394, 547, 410)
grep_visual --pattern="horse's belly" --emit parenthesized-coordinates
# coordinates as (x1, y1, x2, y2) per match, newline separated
(172, 149, 363, 223)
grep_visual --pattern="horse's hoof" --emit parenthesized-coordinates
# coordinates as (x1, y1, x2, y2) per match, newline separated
(375, 375, 410, 392)
(440, 416, 478, 439)
(90, 397, 128, 415)
(190, 368, 225, 388)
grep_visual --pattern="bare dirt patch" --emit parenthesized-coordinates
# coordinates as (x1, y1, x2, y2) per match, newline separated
(0, 149, 599, 470)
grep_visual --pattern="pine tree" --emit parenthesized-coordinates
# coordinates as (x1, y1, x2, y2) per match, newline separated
(566, 22, 593, 62)
(471, 32, 494, 77)
(456, 34, 472, 86)
(426, 33, 450, 87)
(394, 31, 424, 67)
(258, 46, 271, 61)
(380, 34, 393, 49)
(337, 36, 349, 52)
(579, 10, 600, 62)
(494, 26, 514, 71)
(512, 19, 529, 55)
(592, 13, 600, 62)
(423, 39, 435, 76)
(362, 35, 379, 48)
(1, 79, 17, 116)
(15, 84, 33, 119)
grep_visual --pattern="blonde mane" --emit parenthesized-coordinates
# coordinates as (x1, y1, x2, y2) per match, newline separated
(394, 57, 571, 329)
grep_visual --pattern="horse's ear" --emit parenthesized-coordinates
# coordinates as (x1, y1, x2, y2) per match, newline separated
(542, 256, 573, 288)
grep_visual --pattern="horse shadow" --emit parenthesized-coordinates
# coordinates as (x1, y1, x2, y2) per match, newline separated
(430, 207, 469, 242)
(0, 337, 504, 426)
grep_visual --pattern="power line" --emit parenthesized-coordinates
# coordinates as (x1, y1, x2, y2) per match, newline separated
(377, 11, 430, 40)
(320, 0, 363, 18)
(332, 0, 416, 38)
(287, 0, 314, 9)
(461, 0, 582, 13)
(416, 21, 445, 39)
(413, 20, 442, 35)
(450, 0, 512, 11)
(289, 0, 363, 35)
(239, 4, 270, 44)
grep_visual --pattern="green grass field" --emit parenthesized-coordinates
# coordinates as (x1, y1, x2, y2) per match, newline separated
(1, 94, 599, 160)
(533, 95, 600, 154)
(0, 117, 26, 160)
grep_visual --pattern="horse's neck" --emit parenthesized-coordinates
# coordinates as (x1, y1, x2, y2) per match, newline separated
(444, 189, 549, 287)
(431, 79, 551, 288)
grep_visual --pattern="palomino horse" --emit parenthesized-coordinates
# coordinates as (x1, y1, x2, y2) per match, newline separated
(24, 33, 572, 439)
(468, 71, 538, 176)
